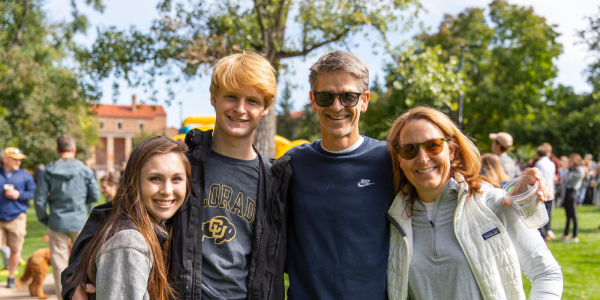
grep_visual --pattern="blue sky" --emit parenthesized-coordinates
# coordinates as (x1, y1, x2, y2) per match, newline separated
(44, 0, 599, 128)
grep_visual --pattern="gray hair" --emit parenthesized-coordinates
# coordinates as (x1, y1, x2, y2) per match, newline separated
(309, 51, 369, 92)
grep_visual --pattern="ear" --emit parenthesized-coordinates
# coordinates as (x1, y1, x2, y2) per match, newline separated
(261, 107, 269, 118)
(210, 93, 216, 108)
(309, 91, 318, 112)
(360, 91, 370, 113)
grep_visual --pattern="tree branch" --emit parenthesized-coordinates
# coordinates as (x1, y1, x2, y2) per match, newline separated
(253, 0, 268, 45)
(277, 27, 351, 59)
(274, 0, 287, 34)
(10, 0, 28, 49)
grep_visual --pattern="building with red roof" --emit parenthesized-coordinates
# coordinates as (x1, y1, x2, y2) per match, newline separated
(93, 95, 168, 173)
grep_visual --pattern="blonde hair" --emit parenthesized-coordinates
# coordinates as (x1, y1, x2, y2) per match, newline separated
(209, 51, 278, 107)
(387, 107, 498, 216)
(481, 153, 510, 184)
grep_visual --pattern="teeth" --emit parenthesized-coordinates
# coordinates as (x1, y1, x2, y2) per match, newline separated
(154, 200, 174, 206)
(416, 167, 435, 174)
(229, 116, 247, 122)
(330, 115, 348, 120)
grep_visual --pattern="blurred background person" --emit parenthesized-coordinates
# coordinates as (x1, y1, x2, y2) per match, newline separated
(534, 144, 556, 241)
(582, 154, 596, 205)
(531, 143, 560, 183)
(0, 147, 36, 288)
(34, 134, 100, 299)
(481, 153, 511, 184)
(557, 156, 570, 207)
(489, 132, 518, 179)
(100, 173, 120, 202)
(563, 153, 585, 243)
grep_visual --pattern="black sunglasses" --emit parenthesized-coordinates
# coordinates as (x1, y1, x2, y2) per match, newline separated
(395, 138, 448, 160)
(312, 92, 362, 107)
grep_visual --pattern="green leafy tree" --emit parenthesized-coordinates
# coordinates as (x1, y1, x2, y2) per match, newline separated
(360, 43, 463, 140)
(77, 0, 423, 157)
(415, 0, 563, 147)
(276, 81, 298, 140)
(506, 85, 600, 158)
(133, 130, 166, 149)
(0, 0, 103, 169)
(579, 6, 600, 92)
(296, 102, 321, 142)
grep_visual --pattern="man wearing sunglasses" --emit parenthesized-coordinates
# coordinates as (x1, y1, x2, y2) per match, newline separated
(285, 51, 395, 299)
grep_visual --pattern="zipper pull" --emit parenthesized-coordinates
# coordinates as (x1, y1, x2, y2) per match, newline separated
(429, 220, 435, 227)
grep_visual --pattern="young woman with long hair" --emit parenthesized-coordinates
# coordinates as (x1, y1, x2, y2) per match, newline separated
(67, 137, 191, 300)
(481, 153, 511, 184)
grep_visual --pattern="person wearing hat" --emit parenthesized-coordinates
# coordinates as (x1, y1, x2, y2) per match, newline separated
(0, 147, 36, 288)
(490, 132, 518, 179)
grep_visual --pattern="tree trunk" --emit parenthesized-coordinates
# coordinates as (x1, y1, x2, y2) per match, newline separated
(253, 108, 277, 158)
(252, 49, 280, 158)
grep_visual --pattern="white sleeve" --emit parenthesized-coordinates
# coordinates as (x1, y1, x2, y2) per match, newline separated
(486, 188, 563, 299)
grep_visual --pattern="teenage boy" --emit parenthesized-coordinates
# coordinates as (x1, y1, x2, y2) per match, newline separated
(63, 51, 292, 300)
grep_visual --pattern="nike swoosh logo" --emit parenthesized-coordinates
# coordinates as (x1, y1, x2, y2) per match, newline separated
(358, 180, 375, 187)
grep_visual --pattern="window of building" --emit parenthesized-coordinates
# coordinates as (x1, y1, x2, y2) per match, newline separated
(99, 120, 104, 129)
(117, 121, 123, 130)
(139, 122, 144, 131)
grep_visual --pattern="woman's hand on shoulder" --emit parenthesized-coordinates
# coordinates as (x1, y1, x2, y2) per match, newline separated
(502, 168, 553, 207)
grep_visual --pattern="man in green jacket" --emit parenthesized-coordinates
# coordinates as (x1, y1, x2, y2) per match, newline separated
(34, 134, 100, 300)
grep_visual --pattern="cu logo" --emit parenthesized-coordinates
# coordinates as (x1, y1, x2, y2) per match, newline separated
(202, 216, 236, 244)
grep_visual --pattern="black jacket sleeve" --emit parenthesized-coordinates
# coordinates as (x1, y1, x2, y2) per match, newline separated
(61, 202, 114, 300)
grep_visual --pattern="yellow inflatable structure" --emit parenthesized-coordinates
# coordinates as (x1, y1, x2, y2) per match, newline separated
(173, 116, 309, 158)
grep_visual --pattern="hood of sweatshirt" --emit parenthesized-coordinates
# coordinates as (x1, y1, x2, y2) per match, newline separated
(45, 158, 83, 180)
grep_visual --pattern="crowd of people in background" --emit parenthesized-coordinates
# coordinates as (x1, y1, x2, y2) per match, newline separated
(482, 132, 600, 244)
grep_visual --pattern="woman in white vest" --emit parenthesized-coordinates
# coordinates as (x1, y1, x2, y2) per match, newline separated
(385, 107, 562, 300)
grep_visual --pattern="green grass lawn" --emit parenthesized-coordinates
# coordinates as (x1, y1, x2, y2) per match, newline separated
(4, 201, 600, 299)
(523, 205, 600, 299)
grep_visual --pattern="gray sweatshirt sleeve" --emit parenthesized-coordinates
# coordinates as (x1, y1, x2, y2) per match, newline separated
(94, 230, 151, 300)
(486, 188, 563, 299)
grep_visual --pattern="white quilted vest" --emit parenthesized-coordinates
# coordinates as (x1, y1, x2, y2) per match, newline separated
(387, 174, 526, 300)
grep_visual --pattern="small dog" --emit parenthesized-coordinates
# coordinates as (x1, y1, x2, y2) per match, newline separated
(16, 247, 52, 299)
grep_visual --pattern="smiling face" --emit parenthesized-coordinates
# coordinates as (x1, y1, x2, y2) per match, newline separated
(310, 70, 369, 149)
(211, 87, 268, 142)
(398, 119, 455, 202)
(140, 152, 187, 222)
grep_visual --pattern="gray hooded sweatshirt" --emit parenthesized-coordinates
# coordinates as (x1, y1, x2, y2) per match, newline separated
(34, 158, 100, 232)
